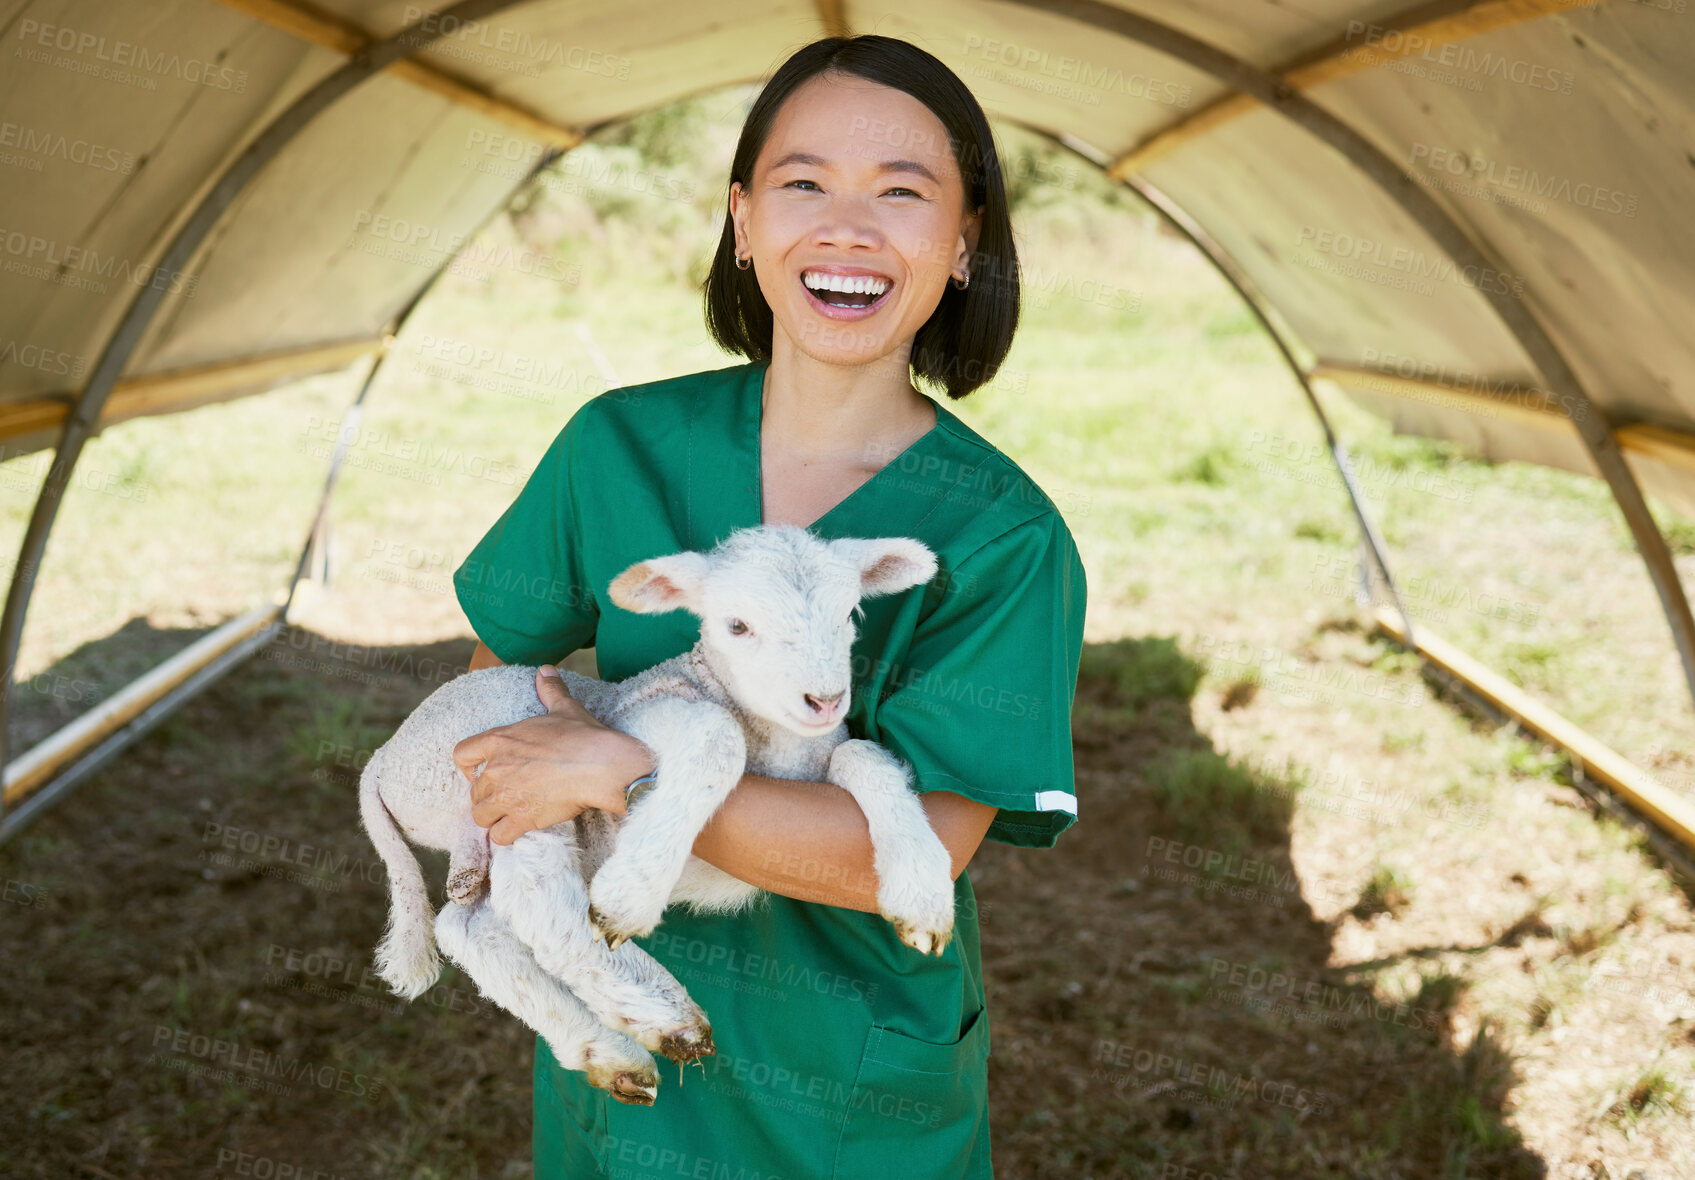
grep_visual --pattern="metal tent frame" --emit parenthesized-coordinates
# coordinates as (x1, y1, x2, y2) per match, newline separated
(2, 0, 1691, 850)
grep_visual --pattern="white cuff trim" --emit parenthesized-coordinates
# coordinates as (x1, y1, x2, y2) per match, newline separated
(1032, 790, 1077, 815)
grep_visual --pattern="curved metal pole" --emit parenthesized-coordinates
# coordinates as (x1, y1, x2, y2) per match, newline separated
(1001, 0, 1695, 713)
(0, 0, 535, 816)
(1071, 147, 1418, 646)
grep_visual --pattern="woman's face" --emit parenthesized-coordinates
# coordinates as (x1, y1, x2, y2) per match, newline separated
(730, 72, 982, 369)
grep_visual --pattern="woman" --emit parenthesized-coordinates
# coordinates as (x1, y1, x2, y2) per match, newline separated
(448, 34, 1087, 1179)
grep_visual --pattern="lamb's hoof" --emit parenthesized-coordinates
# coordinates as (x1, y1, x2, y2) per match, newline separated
(585, 1057, 659, 1105)
(588, 904, 634, 951)
(609, 1069, 658, 1106)
(659, 1024, 715, 1065)
(890, 918, 954, 957)
(446, 867, 488, 906)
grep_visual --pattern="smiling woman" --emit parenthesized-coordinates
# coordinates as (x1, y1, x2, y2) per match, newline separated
(449, 34, 1086, 1180)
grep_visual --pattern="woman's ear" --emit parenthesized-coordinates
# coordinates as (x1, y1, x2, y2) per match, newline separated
(957, 205, 982, 274)
(730, 180, 750, 256)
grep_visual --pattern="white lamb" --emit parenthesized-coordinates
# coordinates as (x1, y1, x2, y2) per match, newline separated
(357, 523, 959, 1105)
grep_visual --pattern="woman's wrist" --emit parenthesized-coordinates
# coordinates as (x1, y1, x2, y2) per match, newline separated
(595, 730, 657, 815)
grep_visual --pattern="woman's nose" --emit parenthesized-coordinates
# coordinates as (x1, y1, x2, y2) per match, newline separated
(811, 200, 884, 248)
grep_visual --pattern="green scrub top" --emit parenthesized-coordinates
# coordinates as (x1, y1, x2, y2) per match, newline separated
(453, 360, 1087, 1180)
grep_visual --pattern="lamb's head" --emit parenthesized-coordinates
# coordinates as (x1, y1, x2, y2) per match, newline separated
(607, 524, 937, 736)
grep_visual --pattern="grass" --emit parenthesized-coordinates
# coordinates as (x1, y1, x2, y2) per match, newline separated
(1076, 635, 1205, 714)
(1603, 1064, 1690, 1128)
(1352, 863, 1415, 920)
(1147, 747, 1300, 856)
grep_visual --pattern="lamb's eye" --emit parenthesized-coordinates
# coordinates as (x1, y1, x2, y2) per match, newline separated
(727, 619, 749, 635)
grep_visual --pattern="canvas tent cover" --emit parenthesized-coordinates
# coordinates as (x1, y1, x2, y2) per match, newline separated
(1, 0, 1693, 522)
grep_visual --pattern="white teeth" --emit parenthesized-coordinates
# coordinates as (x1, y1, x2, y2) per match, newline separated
(803, 271, 890, 296)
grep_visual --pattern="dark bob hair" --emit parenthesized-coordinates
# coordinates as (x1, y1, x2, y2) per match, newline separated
(702, 35, 1020, 401)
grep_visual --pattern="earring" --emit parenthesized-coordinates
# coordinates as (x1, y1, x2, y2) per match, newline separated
(735, 253, 751, 270)
(951, 270, 970, 290)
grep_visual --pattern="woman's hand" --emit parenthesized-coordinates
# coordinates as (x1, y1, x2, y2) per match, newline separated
(452, 666, 656, 846)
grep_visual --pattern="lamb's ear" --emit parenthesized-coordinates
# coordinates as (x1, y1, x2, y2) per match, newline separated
(608, 551, 711, 615)
(833, 537, 939, 599)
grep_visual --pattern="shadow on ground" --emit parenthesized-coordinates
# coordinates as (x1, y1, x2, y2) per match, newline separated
(974, 635, 1546, 1179)
(0, 627, 1545, 1178)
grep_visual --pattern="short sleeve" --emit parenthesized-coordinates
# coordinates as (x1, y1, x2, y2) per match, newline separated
(452, 406, 599, 666)
(868, 512, 1088, 849)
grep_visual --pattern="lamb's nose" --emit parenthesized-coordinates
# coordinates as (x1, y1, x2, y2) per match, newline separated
(804, 690, 844, 716)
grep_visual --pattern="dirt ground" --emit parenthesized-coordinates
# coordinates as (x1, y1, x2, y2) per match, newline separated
(1, 614, 1692, 1179)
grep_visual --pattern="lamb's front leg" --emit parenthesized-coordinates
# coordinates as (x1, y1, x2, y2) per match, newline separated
(588, 698, 746, 949)
(828, 739, 956, 956)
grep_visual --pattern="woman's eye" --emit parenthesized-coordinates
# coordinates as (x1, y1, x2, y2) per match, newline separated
(784, 179, 820, 191)
(884, 187, 920, 198)
(727, 619, 749, 635)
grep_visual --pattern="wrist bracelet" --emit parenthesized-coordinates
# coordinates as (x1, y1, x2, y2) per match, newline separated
(623, 770, 658, 810)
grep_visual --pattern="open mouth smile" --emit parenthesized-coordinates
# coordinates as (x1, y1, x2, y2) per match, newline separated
(800, 268, 894, 320)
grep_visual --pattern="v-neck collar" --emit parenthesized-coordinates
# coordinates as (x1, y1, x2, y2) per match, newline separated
(732, 362, 956, 536)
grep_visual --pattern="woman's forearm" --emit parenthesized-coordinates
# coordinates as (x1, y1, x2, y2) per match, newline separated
(460, 647, 999, 897)
(688, 772, 999, 912)
(691, 774, 884, 911)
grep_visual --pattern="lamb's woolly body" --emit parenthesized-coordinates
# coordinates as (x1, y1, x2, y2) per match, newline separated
(356, 523, 957, 1105)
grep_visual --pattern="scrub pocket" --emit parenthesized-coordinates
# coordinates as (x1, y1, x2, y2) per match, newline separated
(830, 1006, 992, 1179)
(534, 1040, 610, 1178)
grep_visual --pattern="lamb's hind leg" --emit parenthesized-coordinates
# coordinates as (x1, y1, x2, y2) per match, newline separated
(434, 899, 659, 1105)
(446, 817, 490, 906)
(489, 828, 712, 1064)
